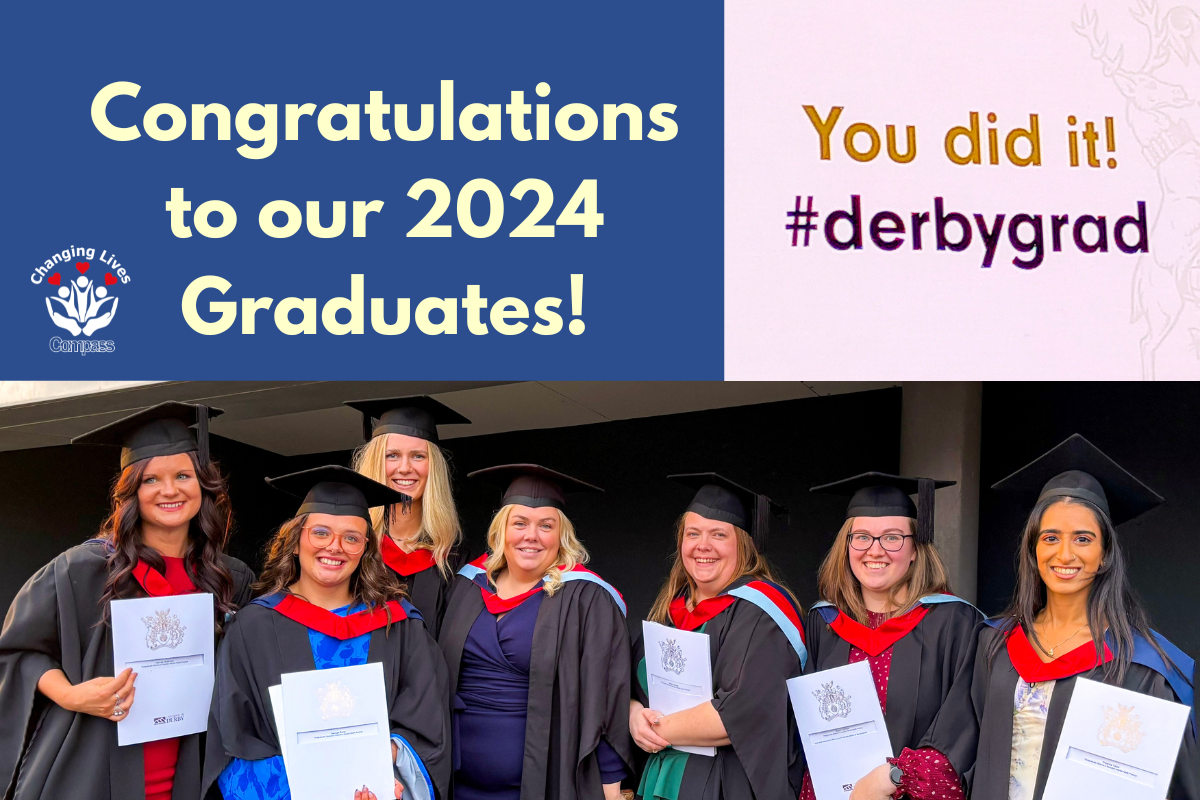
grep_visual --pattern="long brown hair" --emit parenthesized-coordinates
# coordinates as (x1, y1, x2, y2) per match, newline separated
(648, 514, 798, 624)
(98, 451, 236, 631)
(985, 495, 1173, 684)
(253, 514, 407, 617)
(816, 517, 953, 624)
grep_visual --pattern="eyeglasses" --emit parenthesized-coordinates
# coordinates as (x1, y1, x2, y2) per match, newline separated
(848, 533, 913, 552)
(304, 526, 367, 555)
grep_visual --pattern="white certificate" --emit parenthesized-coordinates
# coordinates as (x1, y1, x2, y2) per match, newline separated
(1043, 677, 1190, 800)
(642, 620, 716, 757)
(280, 663, 395, 800)
(110, 592, 214, 745)
(787, 661, 892, 800)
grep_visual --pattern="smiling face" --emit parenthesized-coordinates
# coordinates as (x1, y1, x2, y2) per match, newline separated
(680, 511, 740, 599)
(847, 515, 917, 595)
(137, 453, 203, 535)
(1035, 500, 1104, 599)
(294, 512, 369, 590)
(384, 434, 429, 501)
(502, 505, 561, 581)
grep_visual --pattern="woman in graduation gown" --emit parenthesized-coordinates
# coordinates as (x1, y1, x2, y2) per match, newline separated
(438, 464, 632, 800)
(630, 473, 807, 800)
(0, 402, 256, 800)
(801, 473, 982, 800)
(204, 466, 452, 800)
(346, 396, 471, 640)
(931, 434, 1198, 800)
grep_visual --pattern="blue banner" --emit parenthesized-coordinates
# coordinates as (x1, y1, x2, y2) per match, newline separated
(4, 1, 722, 379)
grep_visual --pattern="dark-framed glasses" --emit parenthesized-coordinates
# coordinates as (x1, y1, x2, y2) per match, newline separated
(304, 526, 367, 554)
(848, 532, 913, 552)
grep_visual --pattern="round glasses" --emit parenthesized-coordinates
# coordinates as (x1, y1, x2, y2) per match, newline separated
(304, 526, 367, 555)
(849, 533, 913, 552)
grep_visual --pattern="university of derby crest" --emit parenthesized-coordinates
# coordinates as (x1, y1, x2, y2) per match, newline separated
(1097, 703, 1146, 754)
(317, 681, 356, 720)
(141, 609, 186, 650)
(813, 681, 852, 722)
(659, 638, 687, 676)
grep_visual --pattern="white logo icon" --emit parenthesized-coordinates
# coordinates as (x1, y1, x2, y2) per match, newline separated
(44, 264, 118, 338)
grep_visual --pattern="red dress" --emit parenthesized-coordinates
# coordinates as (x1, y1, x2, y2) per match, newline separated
(139, 556, 194, 800)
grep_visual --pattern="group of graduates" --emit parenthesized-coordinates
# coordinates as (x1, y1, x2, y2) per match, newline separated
(0, 396, 1196, 800)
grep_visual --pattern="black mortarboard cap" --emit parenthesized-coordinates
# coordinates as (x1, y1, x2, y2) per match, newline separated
(810, 472, 955, 545)
(344, 395, 471, 444)
(668, 472, 787, 553)
(71, 401, 224, 469)
(468, 464, 603, 511)
(990, 434, 1163, 526)
(266, 465, 412, 522)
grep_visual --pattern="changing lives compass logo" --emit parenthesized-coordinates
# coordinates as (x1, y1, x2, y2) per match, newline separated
(31, 246, 131, 355)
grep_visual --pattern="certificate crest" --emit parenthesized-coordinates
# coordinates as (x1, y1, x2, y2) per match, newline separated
(317, 681, 356, 720)
(659, 638, 688, 676)
(141, 609, 186, 650)
(813, 681, 852, 722)
(1097, 703, 1145, 753)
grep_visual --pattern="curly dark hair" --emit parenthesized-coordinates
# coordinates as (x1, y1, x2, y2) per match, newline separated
(98, 451, 237, 632)
(253, 513, 407, 622)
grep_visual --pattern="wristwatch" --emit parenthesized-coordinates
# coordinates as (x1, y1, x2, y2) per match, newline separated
(889, 764, 904, 787)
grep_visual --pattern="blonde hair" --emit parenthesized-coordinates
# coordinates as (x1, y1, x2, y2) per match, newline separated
(482, 504, 589, 596)
(352, 433, 462, 579)
(816, 517, 953, 624)
(648, 514, 798, 624)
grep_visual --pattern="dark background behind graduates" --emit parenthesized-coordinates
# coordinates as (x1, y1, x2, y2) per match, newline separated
(3, 385, 1196, 658)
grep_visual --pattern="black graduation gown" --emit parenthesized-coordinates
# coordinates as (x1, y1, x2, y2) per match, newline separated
(202, 598, 452, 799)
(929, 623, 1200, 800)
(390, 548, 468, 642)
(438, 573, 633, 800)
(632, 577, 806, 800)
(804, 599, 982, 779)
(0, 541, 255, 800)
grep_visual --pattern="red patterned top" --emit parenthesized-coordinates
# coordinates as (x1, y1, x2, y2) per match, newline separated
(799, 611, 964, 800)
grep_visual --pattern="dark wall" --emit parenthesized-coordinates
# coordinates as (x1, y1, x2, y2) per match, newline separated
(979, 382, 1200, 658)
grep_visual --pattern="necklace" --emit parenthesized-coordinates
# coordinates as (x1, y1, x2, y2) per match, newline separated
(1035, 622, 1088, 657)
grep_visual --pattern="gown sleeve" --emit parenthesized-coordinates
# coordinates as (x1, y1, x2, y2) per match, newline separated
(0, 559, 65, 797)
(1143, 663, 1199, 800)
(577, 583, 635, 779)
(388, 618, 452, 800)
(710, 601, 804, 800)
(917, 617, 986, 786)
(203, 611, 284, 798)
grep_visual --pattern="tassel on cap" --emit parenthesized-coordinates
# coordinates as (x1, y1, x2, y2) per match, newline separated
(917, 477, 935, 544)
(753, 494, 772, 553)
(361, 413, 375, 444)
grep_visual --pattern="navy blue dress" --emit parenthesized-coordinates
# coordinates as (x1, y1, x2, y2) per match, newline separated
(454, 577, 626, 800)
